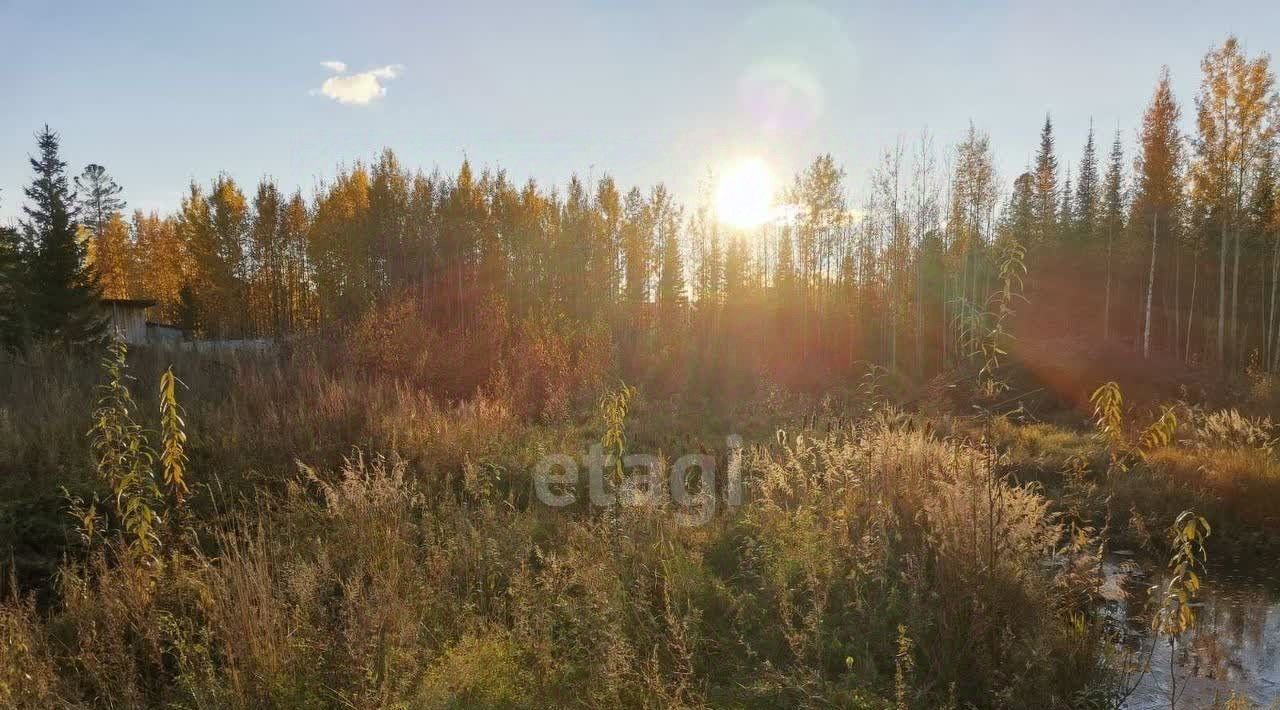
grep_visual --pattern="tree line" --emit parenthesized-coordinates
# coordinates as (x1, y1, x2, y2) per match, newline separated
(1, 35, 1277, 389)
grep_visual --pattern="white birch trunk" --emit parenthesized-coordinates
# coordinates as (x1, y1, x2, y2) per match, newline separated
(1144, 213, 1158, 359)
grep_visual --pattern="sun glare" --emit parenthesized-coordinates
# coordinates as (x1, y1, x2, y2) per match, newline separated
(715, 157, 775, 229)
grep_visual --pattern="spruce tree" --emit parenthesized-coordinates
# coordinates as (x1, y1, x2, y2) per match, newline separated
(1103, 131, 1127, 235)
(20, 126, 105, 346)
(1075, 122, 1100, 242)
(1033, 114, 1059, 243)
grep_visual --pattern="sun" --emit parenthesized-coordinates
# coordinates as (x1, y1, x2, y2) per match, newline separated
(715, 157, 776, 229)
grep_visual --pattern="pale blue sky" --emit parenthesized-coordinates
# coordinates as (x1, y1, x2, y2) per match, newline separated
(1, 0, 1276, 223)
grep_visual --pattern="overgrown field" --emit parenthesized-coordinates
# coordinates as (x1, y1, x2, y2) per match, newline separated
(1, 342, 1277, 708)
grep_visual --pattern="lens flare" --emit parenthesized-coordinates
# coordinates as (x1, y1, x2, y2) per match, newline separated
(734, 2, 856, 135)
(715, 157, 776, 229)
(739, 62, 824, 135)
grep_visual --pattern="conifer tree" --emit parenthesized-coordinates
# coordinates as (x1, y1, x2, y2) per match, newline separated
(1075, 122, 1100, 241)
(20, 126, 105, 346)
(75, 163, 126, 242)
(1033, 114, 1059, 243)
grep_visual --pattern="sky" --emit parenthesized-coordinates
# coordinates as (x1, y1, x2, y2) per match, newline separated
(2, 0, 1278, 224)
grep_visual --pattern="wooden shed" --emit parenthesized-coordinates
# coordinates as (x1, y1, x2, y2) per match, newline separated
(100, 298, 157, 344)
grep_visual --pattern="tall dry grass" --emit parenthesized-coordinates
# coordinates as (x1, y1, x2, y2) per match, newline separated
(727, 421, 1108, 707)
(18, 341, 1277, 706)
(0, 404, 1117, 708)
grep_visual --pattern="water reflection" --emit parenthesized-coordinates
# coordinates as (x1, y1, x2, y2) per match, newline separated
(1105, 554, 1280, 708)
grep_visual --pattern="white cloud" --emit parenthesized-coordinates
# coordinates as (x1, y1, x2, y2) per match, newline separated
(312, 62, 403, 105)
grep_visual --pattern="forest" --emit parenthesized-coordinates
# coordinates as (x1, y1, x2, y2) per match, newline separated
(0, 33, 1279, 710)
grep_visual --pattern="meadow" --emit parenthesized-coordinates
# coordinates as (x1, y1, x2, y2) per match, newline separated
(1, 333, 1276, 709)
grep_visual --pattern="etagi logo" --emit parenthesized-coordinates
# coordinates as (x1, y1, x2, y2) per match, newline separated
(533, 435, 744, 526)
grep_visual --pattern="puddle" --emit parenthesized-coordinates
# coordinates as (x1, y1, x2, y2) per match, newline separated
(1104, 555, 1280, 708)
